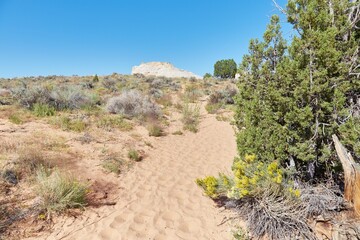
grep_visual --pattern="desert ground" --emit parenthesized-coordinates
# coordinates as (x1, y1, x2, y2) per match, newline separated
(0, 74, 239, 239)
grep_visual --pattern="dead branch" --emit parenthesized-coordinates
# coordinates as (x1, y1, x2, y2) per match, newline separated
(332, 134, 360, 216)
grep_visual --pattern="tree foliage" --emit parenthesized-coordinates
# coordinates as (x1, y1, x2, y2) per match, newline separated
(203, 73, 212, 79)
(214, 59, 237, 78)
(236, 1, 360, 179)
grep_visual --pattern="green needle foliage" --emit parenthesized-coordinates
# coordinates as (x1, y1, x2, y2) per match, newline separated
(235, 1, 359, 180)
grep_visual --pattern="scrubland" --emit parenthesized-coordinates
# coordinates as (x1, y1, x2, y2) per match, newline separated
(0, 74, 237, 239)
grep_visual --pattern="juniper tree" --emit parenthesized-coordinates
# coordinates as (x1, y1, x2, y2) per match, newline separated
(214, 59, 237, 78)
(236, 0, 360, 179)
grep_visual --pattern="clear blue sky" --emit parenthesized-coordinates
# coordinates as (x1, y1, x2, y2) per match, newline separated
(0, 0, 291, 78)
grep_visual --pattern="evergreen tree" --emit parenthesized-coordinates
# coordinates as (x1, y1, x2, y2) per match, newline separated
(214, 59, 237, 78)
(236, 1, 360, 179)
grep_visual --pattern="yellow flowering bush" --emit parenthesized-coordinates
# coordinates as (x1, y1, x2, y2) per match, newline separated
(197, 154, 300, 199)
(196, 176, 219, 198)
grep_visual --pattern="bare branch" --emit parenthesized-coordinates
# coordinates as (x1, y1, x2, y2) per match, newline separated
(272, 0, 287, 15)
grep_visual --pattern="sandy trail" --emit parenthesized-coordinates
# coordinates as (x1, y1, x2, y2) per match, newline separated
(47, 106, 237, 240)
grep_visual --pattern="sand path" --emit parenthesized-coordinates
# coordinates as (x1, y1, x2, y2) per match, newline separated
(48, 106, 237, 240)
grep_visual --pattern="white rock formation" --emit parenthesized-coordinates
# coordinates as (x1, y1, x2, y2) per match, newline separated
(132, 62, 202, 79)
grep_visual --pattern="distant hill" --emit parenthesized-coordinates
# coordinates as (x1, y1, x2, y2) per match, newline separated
(132, 62, 202, 79)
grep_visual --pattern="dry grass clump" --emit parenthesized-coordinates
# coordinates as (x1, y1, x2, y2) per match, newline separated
(36, 167, 88, 215)
(16, 149, 52, 176)
(228, 191, 317, 240)
(300, 184, 345, 218)
(106, 90, 161, 119)
(182, 103, 200, 133)
(0, 140, 21, 154)
(222, 183, 346, 240)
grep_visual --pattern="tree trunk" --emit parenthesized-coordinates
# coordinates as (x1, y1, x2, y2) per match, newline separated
(332, 134, 360, 216)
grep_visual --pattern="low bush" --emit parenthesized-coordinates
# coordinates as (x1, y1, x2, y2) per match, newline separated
(205, 102, 223, 114)
(2, 169, 18, 185)
(196, 154, 291, 200)
(16, 149, 51, 175)
(196, 154, 320, 239)
(183, 84, 202, 102)
(102, 77, 117, 91)
(36, 167, 88, 215)
(8, 114, 23, 124)
(13, 84, 96, 111)
(206, 85, 238, 113)
(50, 86, 96, 110)
(106, 90, 161, 119)
(52, 116, 87, 132)
(32, 103, 56, 117)
(148, 88, 163, 99)
(150, 77, 180, 91)
(155, 94, 172, 107)
(96, 115, 133, 131)
(128, 149, 142, 162)
(13, 85, 51, 108)
(147, 123, 164, 137)
(172, 130, 183, 135)
(102, 158, 124, 175)
(182, 103, 200, 133)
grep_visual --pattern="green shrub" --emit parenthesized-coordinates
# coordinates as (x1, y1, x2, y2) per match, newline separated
(32, 103, 56, 117)
(92, 74, 99, 82)
(233, 228, 250, 240)
(182, 103, 200, 133)
(203, 73, 212, 79)
(36, 167, 88, 214)
(205, 102, 223, 114)
(52, 116, 87, 132)
(8, 114, 23, 124)
(196, 154, 298, 200)
(96, 115, 133, 131)
(128, 149, 142, 162)
(214, 59, 237, 79)
(102, 158, 124, 175)
(172, 130, 183, 135)
(147, 123, 163, 137)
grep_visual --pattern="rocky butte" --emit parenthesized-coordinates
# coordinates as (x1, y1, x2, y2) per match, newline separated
(132, 62, 202, 79)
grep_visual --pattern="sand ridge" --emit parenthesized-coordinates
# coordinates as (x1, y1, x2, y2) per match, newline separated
(44, 104, 237, 240)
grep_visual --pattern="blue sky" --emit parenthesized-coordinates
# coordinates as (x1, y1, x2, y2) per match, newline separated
(0, 0, 291, 78)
